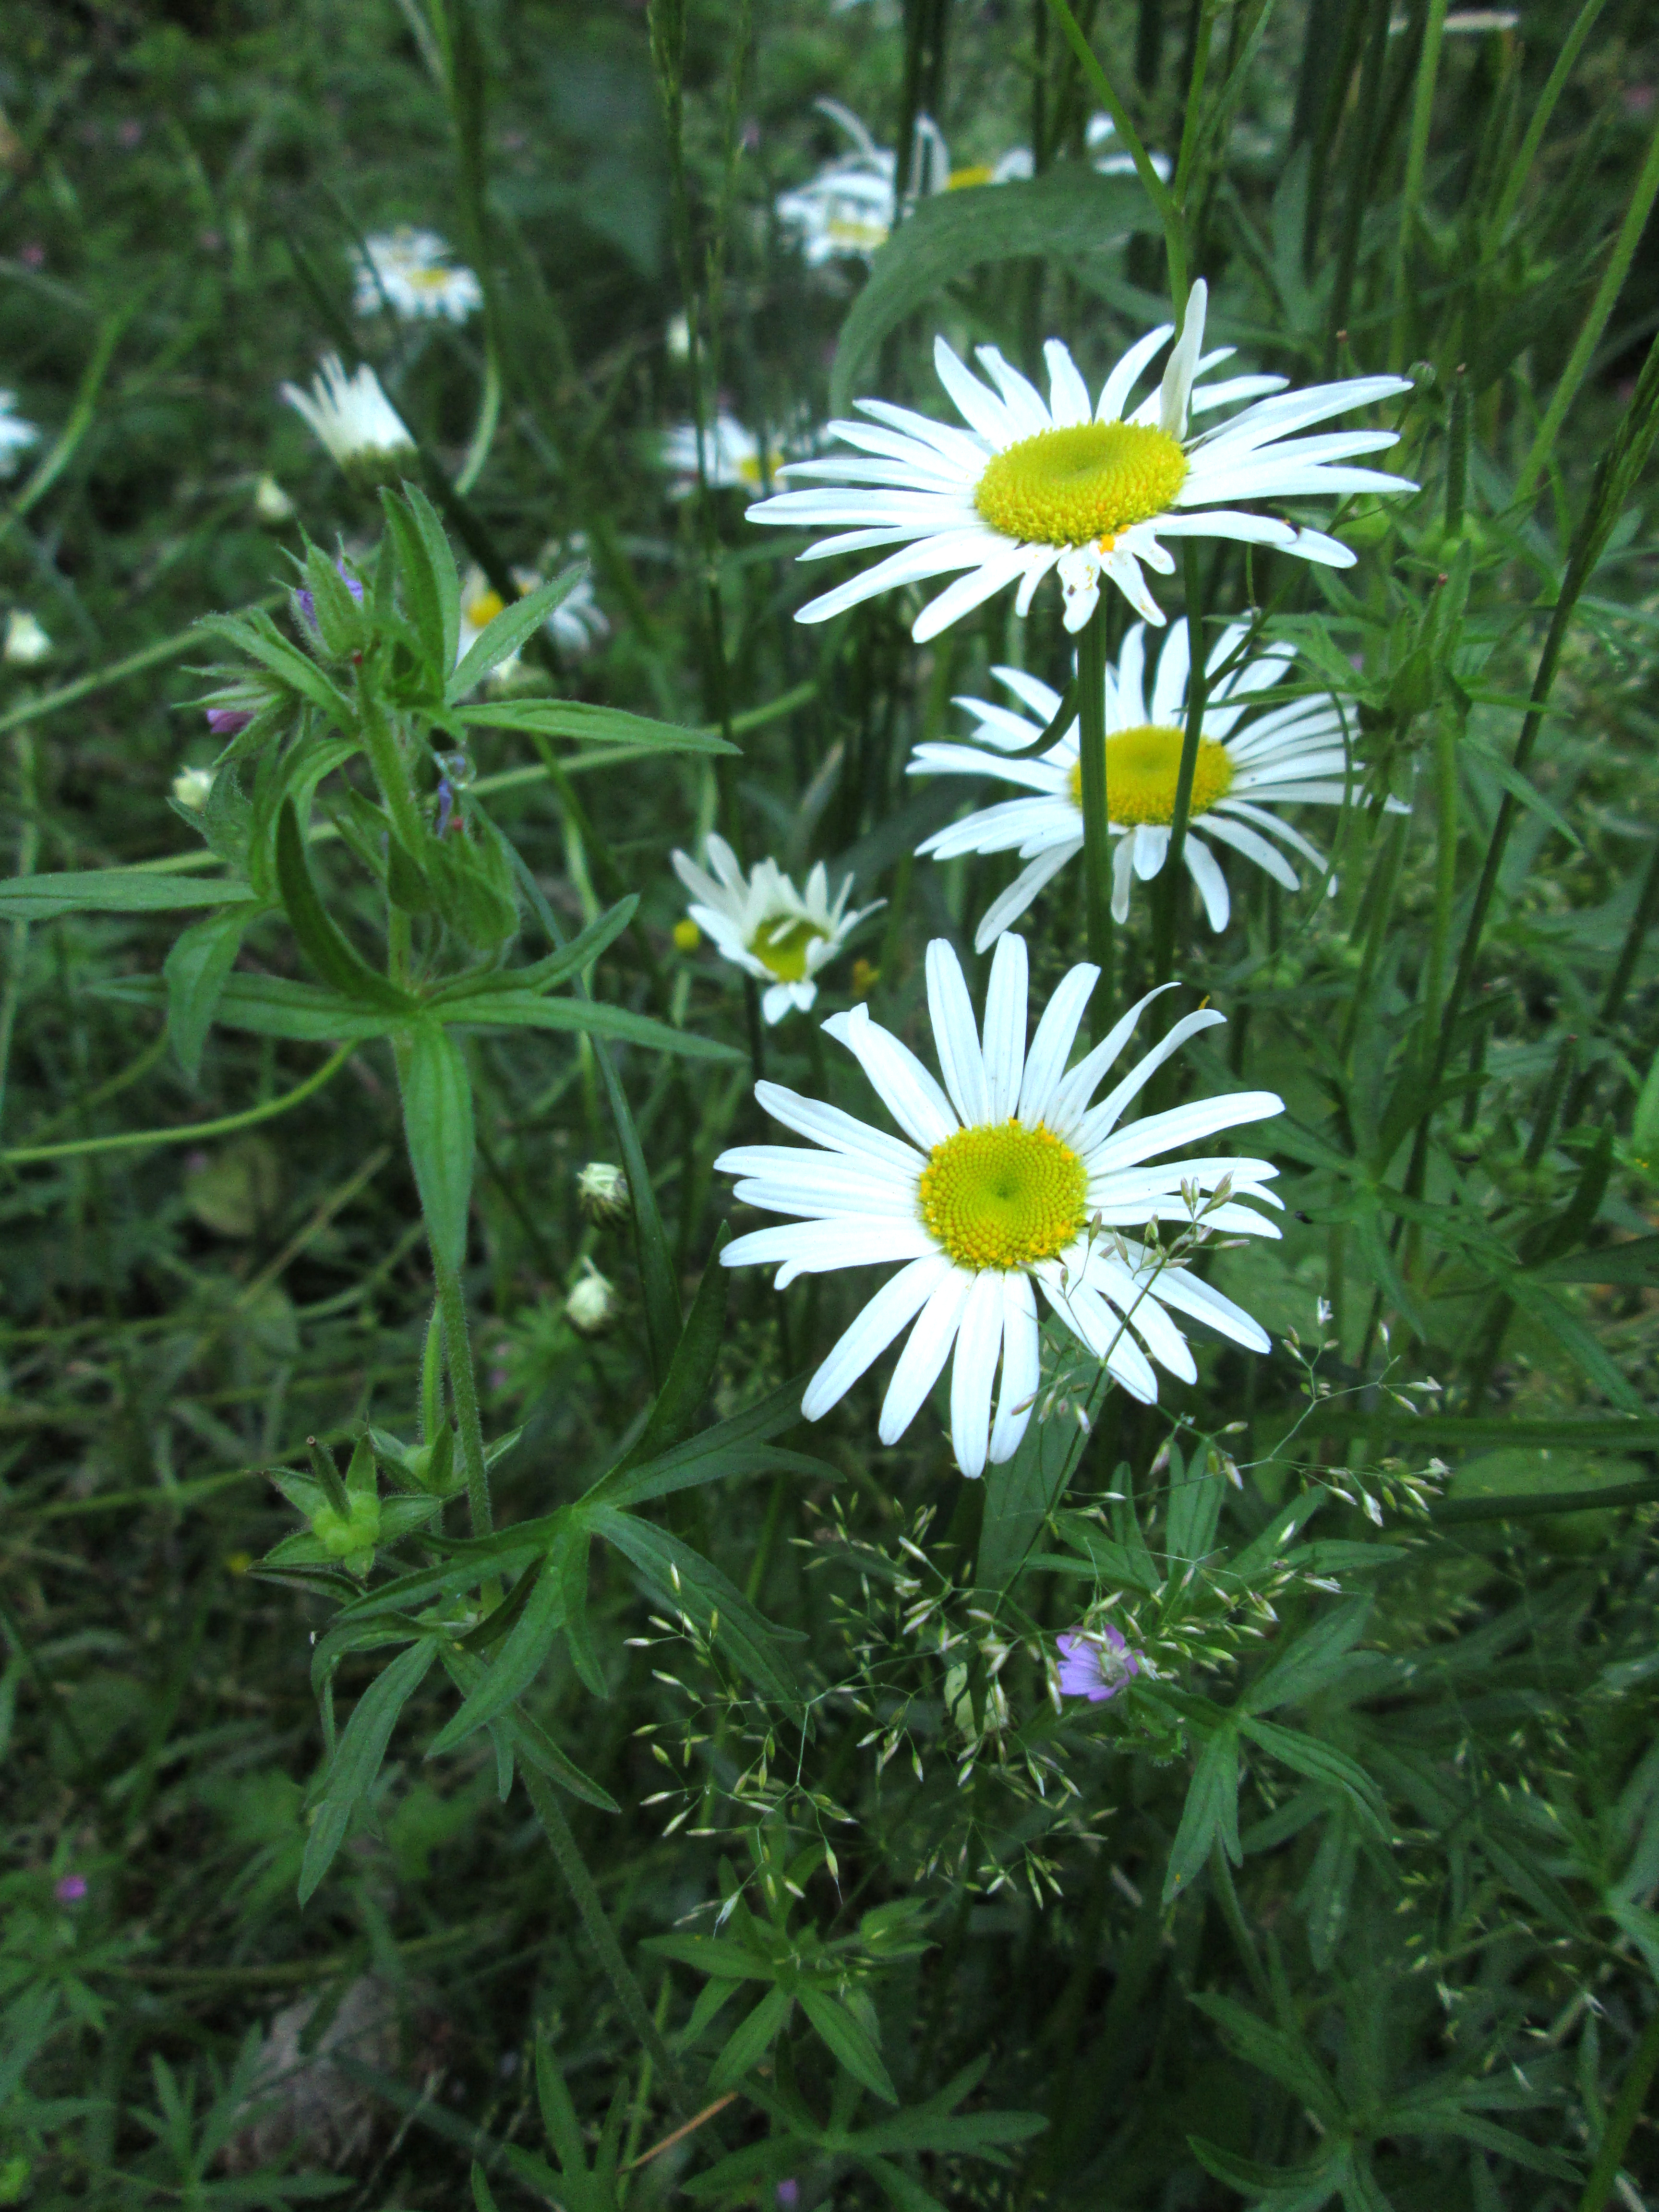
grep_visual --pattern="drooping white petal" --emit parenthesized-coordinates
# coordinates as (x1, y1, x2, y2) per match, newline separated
(926, 939, 989, 1127)
(1182, 833, 1233, 931)
(950, 1270, 1006, 1477)
(1149, 620, 1190, 725)
(880, 1270, 974, 1443)
(972, 843, 1081, 952)
(802, 1254, 954, 1420)
(988, 1273, 1041, 1464)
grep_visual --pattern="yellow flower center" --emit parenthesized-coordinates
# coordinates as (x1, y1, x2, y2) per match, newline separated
(1069, 723, 1235, 827)
(749, 915, 826, 983)
(947, 164, 995, 189)
(918, 1120, 1087, 1272)
(409, 266, 457, 290)
(464, 587, 506, 628)
(974, 421, 1188, 549)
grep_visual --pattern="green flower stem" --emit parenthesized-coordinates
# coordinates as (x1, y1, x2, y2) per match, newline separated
(1517, 96, 1659, 502)
(1043, 0, 1187, 306)
(1390, 0, 1448, 372)
(1491, 0, 1610, 244)
(1171, 0, 1219, 208)
(1, 1043, 352, 1168)
(433, 1250, 493, 1540)
(1420, 710, 1458, 1042)
(356, 683, 429, 860)
(0, 729, 40, 1144)
(522, 1766, 694, 2123)
(1074, 598, 1115, 1042)
(1152, 543, 1211, 989)
(1577, 1995, 1659, 2212)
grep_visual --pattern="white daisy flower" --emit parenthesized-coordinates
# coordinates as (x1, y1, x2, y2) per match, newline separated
(351, 226, 483, 325)
(281, 355, 415, 476)
(0, 391, 40, 479)
(717, 935, 1282, 1477)
(913, 616, 1404, 949)
(455, 554, 608, 682)
(672, 835, 883, 1025)
(747, 278, 1414, 641)
(661, 415, 789, 501)
(776, 102, 1034, 267)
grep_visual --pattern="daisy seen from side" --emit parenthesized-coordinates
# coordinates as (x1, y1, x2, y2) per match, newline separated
(672, 835, 883, 1025)
(351, 227, 483, 325)
(913, 616, 1403, 949)
(281, 355, 415, 479)
(775, 102, 1034, 267)
(746, 278, 1414, 641)
(717, 934, 1282, 1477)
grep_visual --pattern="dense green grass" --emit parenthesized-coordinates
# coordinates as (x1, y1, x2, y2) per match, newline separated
(4, 0, 1659, 2205)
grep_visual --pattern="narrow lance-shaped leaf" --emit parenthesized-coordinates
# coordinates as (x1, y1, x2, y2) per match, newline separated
(399, 1020, 475, 1274)
(299, 1635, 438, 1904)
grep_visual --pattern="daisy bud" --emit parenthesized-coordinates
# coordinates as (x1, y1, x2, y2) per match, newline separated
(172, 767, 215, 812)
(3, 609, 50, 666)
(577, 1162, 631, 1224)
(280, 354, 416, 484)
(565, 1262, 619, 1336)
(252, 473, 295, 523)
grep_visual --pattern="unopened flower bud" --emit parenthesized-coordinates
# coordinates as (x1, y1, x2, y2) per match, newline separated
(172, 767, 215, 811)
(566, 1261, 619, 1336)
(4, 609, 49, 665)
(577, 1162, 630, 1223)
(673, 917, 701, 953)
(253, 472, 295, 523)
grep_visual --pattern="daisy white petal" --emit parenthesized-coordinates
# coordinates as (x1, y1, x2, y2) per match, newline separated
(803, 1255, 954, 1418)
(951, 1271, 1006, 1477)
(989, 1273, 1042, 1463)
(673, 836, 880, 1025)
(881, 1271, 974, 1444)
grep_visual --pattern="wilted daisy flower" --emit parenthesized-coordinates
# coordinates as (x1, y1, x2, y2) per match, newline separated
(717, 935, 1281, 1477)
(351, 226, 482, 325)
(1057, 1623, 1140, 1701)
(0, 391, 40, 478)
(577, 1162, 630, 1224)
(661, 415, 789, 501)
(281, 355, 415, 479)
(455, 555, 607, 682)
(747, 278, 1413, 640)
(913, 617, 1397, 948)
(672, 835, 882, 1025)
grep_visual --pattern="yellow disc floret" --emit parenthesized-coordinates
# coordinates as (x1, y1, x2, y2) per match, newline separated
(974, 422, 1189, 549)
(918, 1120, 1088, 1271)
(463, 586, 506, 628)
(750, 914, 826, 982)
(1069, 723, 1235, 827)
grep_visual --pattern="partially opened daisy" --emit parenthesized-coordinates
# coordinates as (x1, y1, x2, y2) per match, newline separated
(351, 227, 482, 325)
(672, 836, 882, 1024)
(281, 355, 415, 481)
(747, 278, 1413, 640)
(717, 936, 1281, 1477)
(914, 617, 1401, 948)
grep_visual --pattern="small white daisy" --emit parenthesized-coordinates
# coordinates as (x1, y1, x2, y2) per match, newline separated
(0, 390, 40, 479)
(718, 935, 1282, 1477)
(352, 226, 483, 325)
(281, 355, 415, 476)
(661, 415, 789, 501)
(455, 554, 608, 684)
(913, 616, 1404, 948)
(672, 835, 882, 1025)
(747, 278, 1414, 641)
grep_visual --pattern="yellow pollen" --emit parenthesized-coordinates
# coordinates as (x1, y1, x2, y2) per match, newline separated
(464, 587, 506, 627)
(974, 421, 1188, 549)
(749, 914, 826, 983)
(918, 1120, 1087, 1272)
(1069, 723, 1235, 827)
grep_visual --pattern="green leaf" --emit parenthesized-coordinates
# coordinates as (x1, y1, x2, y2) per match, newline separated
(446, 570, 582, 702)
(399, 1021, 475, 1273)
(93, 970, 400, 1043)
(454, 697, 739, 758)
(197, 607, 354, 724)
(426, 1558, 567, 1756)
(426, 897, 637, 1008)
(1462, 736, 1583, 851)
(380, 486, 449, 689)
(1238, 1717, 1388, 1836)
(163, 905, 252, 1082)
(596, 1375, 818, 1510)
(1529, 1231, 1659, 1286)
(592, 1507, 804, 1704)
(830, 168, 1158, 417)
(1164, 1440, 1224, 1567)
(1189, 1994, 1346, 2126)
(299, 1635, 437, 1904)
(557, 1532, 608, 1700)
(445, 1648, 618, 1811)
(1243, 1598, 1373, 1716)
(433, 986, 741, 1059)
(710, 1985, 793, 2090)
(977, 1353, 1095, 1589)
(404, 482, 461, 675)
(622, 1230, 732, 1465)
(798, 1985, 897, 2104)
(645, 1933, 780, 1981)
(275, 800, 416, 1014)
(1187, 2139, 1341, 2207)
(1164, 1726, 1241, 1901)
(0, 870, 258, 921)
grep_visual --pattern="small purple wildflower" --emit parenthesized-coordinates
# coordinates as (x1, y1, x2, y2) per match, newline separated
(435, 778, 457, 838)
(775, 2184, 800, 2210)
(294, 566, 366, 626)
(55, 1874, 87, 1903)
(205, 708, 252, 737)
(1056, 1625, 1139, 1704)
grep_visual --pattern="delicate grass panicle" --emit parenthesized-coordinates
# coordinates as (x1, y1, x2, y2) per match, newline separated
(5, 0, 1659, 2206)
